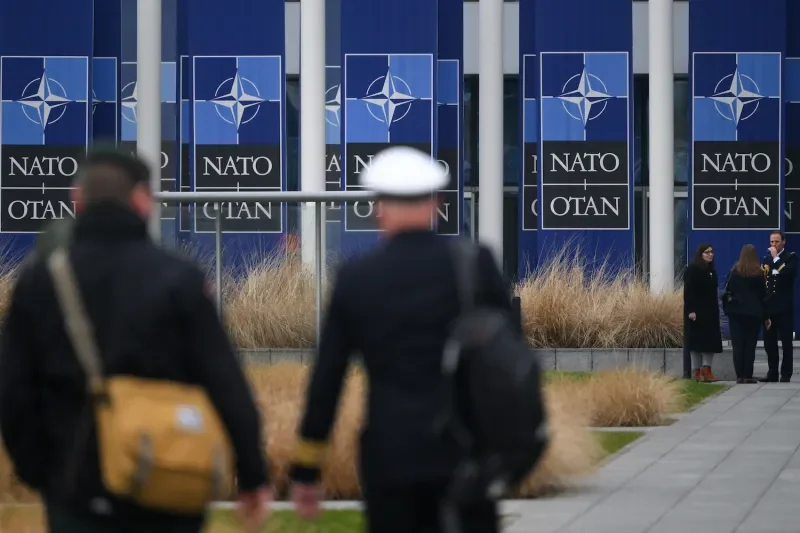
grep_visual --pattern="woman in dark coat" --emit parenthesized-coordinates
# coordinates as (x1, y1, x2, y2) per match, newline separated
(723, 244, 771, 384)
(684, 243, 723, 382)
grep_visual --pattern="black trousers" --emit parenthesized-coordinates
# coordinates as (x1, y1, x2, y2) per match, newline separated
(363, 480, 499, 533)
(730, 315, 761, 379)
(764, 311, 794, 380)
(45, 501, 204, 533)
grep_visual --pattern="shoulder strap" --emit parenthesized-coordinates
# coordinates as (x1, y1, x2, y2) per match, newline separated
(448, 238, 479, 312)
(46, 248, 105, 395)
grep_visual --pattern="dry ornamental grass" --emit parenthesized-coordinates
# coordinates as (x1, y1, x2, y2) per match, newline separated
(0, 243, 683, 349)
(0, 363, 684, 504)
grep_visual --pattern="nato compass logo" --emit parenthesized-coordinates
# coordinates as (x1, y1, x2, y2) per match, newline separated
(1, 56, 89, 146)
(541, 52, 628, 142)
(193, 55, 284, 234)
(693, 52, 781, 142)
(92, 57, 117, 141)
(0, 56, 89, 233)
(344, 54, 433, 144)
(325, 66, 342, 138)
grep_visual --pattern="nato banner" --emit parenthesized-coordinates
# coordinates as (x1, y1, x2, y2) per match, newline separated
(436, 0, 463, 236)
(534, 0, 634, 269)
(325, 0, 343, 227)
(688, 0, 786, 277)
(518, 0, 537, 276)
(92, 0, 120, 145)
(187, 0, 286, 241)
(120, 0, 180, 224)
(0, 1, 93, 237)
(340, 0, 437, 251)
(784, 0, 800, 334)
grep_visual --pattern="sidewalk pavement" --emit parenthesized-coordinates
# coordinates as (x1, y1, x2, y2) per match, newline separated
(502, 381, 800, 533)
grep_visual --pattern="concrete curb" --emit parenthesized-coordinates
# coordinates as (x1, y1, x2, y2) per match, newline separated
(237, 347, 742, 381)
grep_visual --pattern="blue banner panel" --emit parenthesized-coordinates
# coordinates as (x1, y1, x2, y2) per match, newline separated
(534, 0, 634, 271)
(518, 0, 537, 276)
(0, 0, 93, 242)
(92, 0, 120, 146)
(325, 0, 343, 233)
(120, 0, 180, 228)
(688, 0, 786, 289)
(340, 0, 437, 255)
(784, 0, 800, 335)
(186, 0, 286, 260)
(436, 0, 463, 237)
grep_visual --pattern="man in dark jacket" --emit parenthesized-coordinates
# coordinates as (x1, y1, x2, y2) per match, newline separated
(0, 149, 271, 533)
(287, 146, 512, 533)
(760, 230, 798, 382)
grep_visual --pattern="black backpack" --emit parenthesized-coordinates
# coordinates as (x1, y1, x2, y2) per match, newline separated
(434, 238, 549, 507)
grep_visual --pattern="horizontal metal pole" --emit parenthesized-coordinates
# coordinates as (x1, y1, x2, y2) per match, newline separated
(154, 191, 378, 203)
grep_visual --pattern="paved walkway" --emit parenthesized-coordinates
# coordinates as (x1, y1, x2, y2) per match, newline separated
(503, 381, 800, 533)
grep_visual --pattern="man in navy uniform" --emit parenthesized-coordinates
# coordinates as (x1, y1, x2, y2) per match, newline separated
(287, 146, 511, 533)
(760, 230, 798, 382)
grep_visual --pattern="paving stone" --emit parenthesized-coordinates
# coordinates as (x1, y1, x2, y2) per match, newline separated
(501, 384, 800, 533)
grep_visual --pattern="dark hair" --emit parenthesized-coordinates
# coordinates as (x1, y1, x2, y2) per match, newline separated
(734, 244, 762, 277)
(81, 146, 150, 184)
(690, 243, 714, 270)
(770, 230, 786, 241)
(75, 146, 151, 205)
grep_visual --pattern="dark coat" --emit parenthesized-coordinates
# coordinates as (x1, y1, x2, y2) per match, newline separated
(288, 230, 513, 489)
(0, 203, 268, 523)
(722, 269, 768, 320)
(762, 249, 798, 316)
(683, 263, 723, 353)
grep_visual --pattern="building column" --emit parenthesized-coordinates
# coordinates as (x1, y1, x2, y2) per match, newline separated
(478, 0, 504, 267)
(648, 0, 675, 293)
(300, 0, 327, 269)
(138, 0, 162, 242)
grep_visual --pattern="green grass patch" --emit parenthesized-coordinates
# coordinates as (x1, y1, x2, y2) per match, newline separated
(678, 380, 728, 412)
(593, 430, 644, 458)
(0, 506, 365, 533)
(208, 509, 363, 532)
(543, 370, 593, 382)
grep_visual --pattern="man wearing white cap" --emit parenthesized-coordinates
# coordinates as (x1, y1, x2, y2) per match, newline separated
(287, 146, 510, 533)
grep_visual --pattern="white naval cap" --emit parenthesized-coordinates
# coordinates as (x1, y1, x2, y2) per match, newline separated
(360, 146, 449, 197)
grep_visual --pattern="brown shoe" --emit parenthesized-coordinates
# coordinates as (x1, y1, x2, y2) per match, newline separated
(693, 368, 707, 382)
(702, 366, 719, 382)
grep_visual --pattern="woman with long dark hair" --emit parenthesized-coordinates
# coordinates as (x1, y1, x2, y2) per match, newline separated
(723, 244, 771, 383)
(684, 243, 723, 382)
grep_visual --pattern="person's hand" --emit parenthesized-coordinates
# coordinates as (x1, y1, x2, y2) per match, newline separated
(291, 482, 324, 520)
(688, 312, 696, 321)
(770, 246, 778, 258)
(237, 486, 272, 533)
(766, 319, 772, 330)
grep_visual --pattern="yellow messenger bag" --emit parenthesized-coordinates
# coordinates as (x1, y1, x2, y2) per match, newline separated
(46, 248, 235, 514)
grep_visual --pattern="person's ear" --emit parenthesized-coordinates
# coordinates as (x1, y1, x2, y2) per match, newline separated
(70, 187, 85, 214)
(129, 183, 153, 219)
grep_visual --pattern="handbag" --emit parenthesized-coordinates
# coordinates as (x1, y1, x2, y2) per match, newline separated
(46, 247, 235, 514)
(720, 270, 739, 312)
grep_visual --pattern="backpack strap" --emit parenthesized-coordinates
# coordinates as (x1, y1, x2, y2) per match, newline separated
(46, 248, 106, 397)
(448, 238, 479, 312)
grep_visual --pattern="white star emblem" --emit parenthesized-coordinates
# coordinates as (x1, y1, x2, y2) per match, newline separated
(710, 68, 764, 125)
(325, 84, 341, 127)
(557, 69, 612, 125)
(361, 69, 417, 125)
(121, 81, 138, 123)
(211, 71, 265, 129)
(17, 73, 72, 128)
(92, 89, 100, 115)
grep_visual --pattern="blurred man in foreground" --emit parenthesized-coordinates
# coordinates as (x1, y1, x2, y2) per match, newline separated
(287, 146, 513, 533)
(0, 148, 271, 533)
